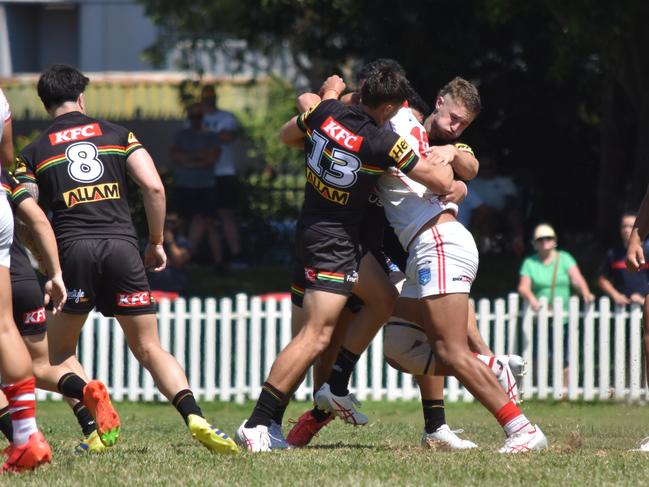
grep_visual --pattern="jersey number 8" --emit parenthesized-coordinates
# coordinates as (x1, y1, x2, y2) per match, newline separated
(307, 131, 361, 189)
(66, 141, 104, 183)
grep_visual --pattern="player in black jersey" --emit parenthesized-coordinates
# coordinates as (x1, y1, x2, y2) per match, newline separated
(0, 169, 107, 452)
(236, 67, 455, 451)
(15, 64, 239, 455)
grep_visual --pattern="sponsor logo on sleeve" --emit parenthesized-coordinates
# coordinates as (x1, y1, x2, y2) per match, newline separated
(116, 291, 152, 307)
(320, 116, 363, 152)
(127, 132, 139, 144)
(388, 137, 412, 163)
(49, 123, 103, 146)
(63, 182, 120, 208)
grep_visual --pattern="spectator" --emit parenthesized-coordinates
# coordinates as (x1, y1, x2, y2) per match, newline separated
(468, 156, 523, 255)
(171, 103, 223, 269)
(598, 212, 649, 306)
(518, 223, 594, 312)
(517, 223, 594, 383)
(200, 84, 246, 269)
(147, 212, 192, 294)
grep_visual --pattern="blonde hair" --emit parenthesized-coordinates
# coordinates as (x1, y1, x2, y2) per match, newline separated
(438, 77, 481, 115)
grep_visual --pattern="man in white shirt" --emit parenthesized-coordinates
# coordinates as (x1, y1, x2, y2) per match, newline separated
(200, 85, 245, 268)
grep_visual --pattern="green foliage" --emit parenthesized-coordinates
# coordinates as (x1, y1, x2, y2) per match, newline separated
(238, 78, 303, 174)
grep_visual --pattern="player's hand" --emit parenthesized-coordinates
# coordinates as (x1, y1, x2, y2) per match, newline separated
(145, 243, 167, 272)
(44, 273, 66, 314)
(439, 180, 468, 204)
(319, 75, 346, 99)
(529, 298, 541, 312)
(626, 233, 645, 271)
(424, 145, 456, 167)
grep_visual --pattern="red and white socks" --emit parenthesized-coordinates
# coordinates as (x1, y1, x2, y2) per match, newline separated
(495, 401, 533, 437)
(3, 377, 39, 445)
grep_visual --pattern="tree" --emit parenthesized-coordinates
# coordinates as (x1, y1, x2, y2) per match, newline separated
(140, 0, 649, 240)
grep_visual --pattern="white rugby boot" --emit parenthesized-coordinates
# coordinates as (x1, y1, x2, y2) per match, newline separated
(314, 383, 368, 426)
(235, 420, 272, 452)
(630, 436, 649, 452)
(421, 424, 478, 450)
(499, 424, 548, 454)
(495, 354, 527, 404)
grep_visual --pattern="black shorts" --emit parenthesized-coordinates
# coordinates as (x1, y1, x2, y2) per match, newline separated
(215, 176, 239, 210)
(290, 225, 360, 307)
(60, 238, 156, 317)
(12, 279, 47, 336)
(175, 187, 217, 219)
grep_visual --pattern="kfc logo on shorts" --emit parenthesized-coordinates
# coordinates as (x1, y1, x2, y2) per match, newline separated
(304, 267, 317, 282)
(49, 123, 103, 146)
(22, 308, 46, 325)
(320, 116, 363, 152)
(117, 291, 152, 307)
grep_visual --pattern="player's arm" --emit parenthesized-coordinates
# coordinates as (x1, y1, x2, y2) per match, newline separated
(425, 143, 479, 181)
(126, 148, 167, 272)
(15, 197, 66, 313)
(406, 153, 454, 194)
(297, 93, 321, 113)
(279, 116, 305, 149)
(0, 117, 14, 168)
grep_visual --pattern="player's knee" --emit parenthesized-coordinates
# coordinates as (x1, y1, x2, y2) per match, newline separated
(130, 342, 159, 366)
(366, 285, 399, 320)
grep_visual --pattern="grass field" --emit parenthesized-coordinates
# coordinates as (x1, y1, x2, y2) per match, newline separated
(9, 400, 649, 486)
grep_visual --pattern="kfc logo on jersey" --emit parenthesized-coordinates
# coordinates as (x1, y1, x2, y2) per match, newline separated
(22, 308, 46, 325)
(49, 123, 103, 146)
(320, 117, 363, 152)
(117, 291, 152, 307)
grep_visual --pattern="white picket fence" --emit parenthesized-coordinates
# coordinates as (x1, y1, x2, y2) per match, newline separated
(36, 293, 647, 403)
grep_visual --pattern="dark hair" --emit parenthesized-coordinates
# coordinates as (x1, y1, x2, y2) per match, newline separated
(357, 58, 405, 83)
(437, 77, 481, 115)
(37, 64, 89, 111)
(406, 87, 431, 118)
(361, 68, 410, 109)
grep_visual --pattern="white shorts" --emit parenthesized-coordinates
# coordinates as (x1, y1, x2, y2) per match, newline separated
(0, 195, 13, 269)
(401, 221, 478, 299)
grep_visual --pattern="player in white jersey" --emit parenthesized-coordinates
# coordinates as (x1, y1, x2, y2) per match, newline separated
(0, 87, 14, 167)
(375, 83, 548, 453)
(0, 89, 52, 472)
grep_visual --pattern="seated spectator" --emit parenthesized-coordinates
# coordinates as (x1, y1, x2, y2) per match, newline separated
(171, 103, 224, 270)
(147, 212, 192, 294)
(597, 212, 649, 306)
(468, 156, 523, 255)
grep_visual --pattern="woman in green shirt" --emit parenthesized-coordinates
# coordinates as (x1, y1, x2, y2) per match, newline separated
(517, 223, 594, 312)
